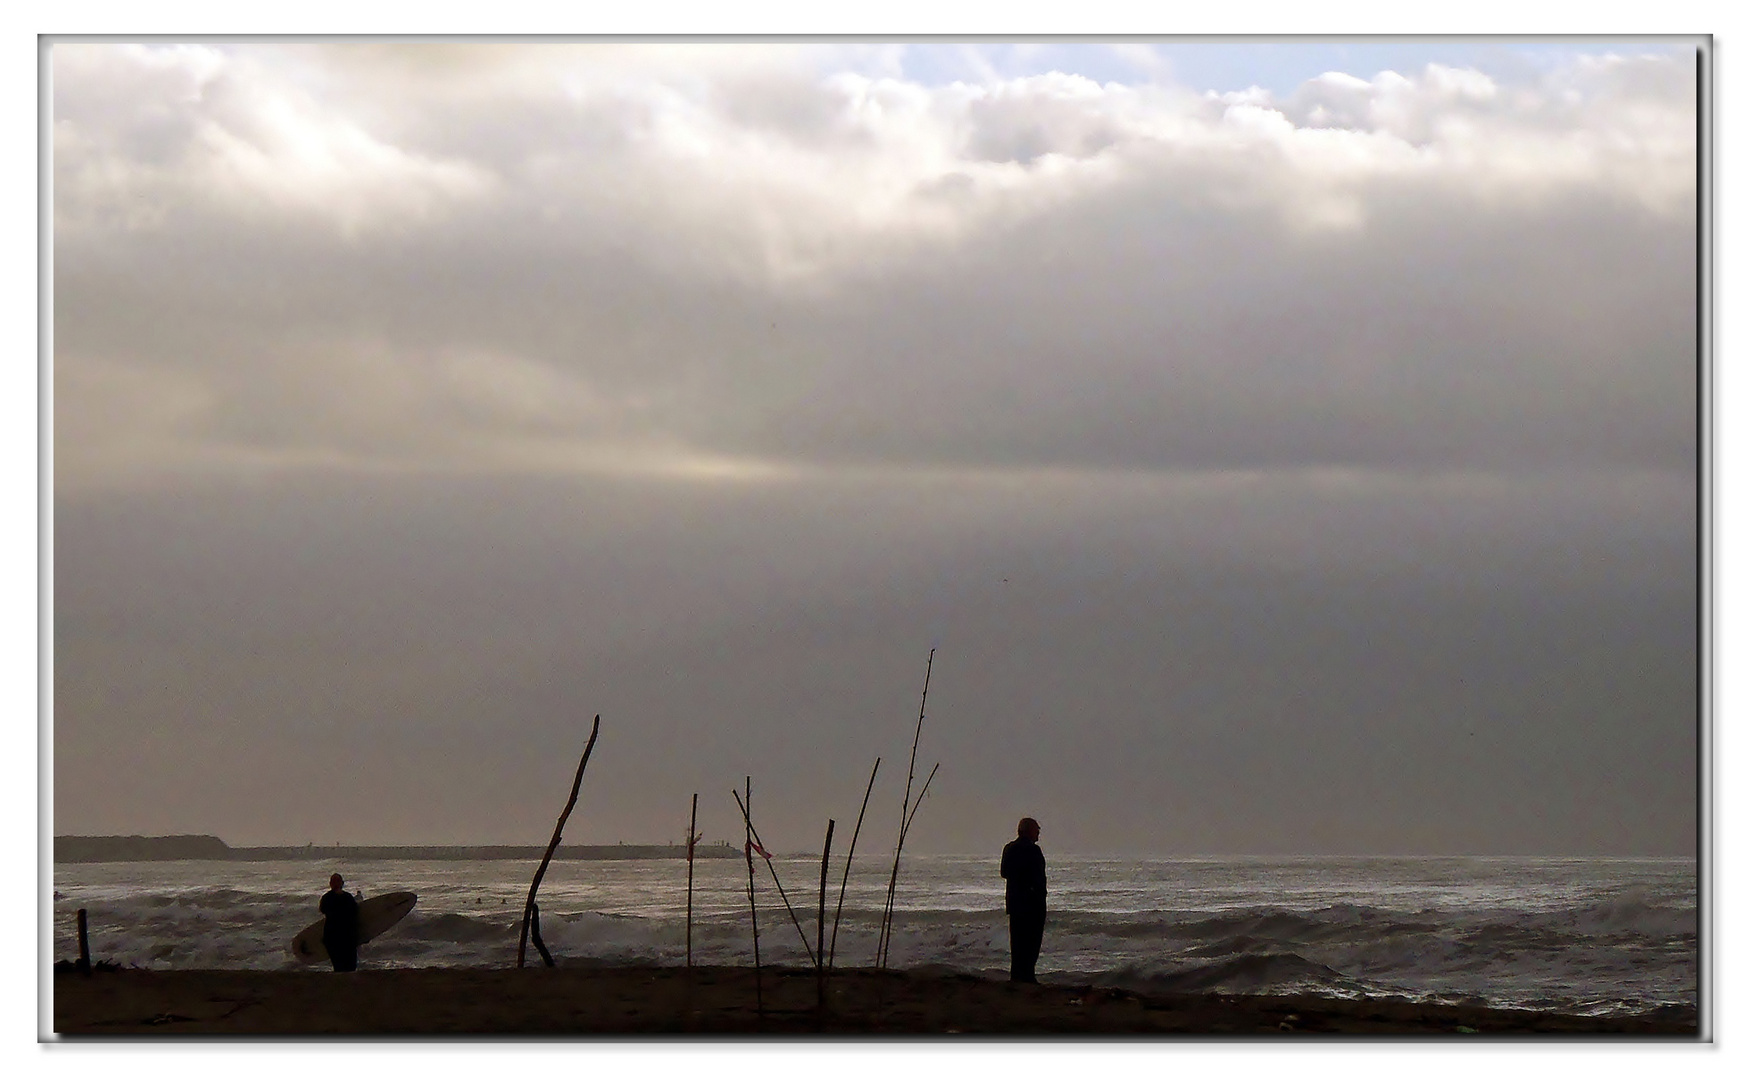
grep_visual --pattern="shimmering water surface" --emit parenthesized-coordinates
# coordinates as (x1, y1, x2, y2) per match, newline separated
(52, 853, 1696, 1017)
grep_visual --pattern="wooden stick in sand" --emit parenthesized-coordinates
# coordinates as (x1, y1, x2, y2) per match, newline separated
(733, 788, 817, 967)
(76, 908, 90, 975)
(518, 713, 600, 969)
(816, 819, 835, 1017)
(878, 649, 934, 968)
(829, 757, 881, 970)
(686, 792, 699, 969)
(743, 777, 763, 1021)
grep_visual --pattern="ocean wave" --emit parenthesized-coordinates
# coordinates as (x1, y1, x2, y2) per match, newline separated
(1113, 951, 1375, 995)
(51, 857, 1697, 1017)
(409, 911, 510, 944)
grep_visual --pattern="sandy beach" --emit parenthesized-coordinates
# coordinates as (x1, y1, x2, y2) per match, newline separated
(51, 965, 1697, 1037)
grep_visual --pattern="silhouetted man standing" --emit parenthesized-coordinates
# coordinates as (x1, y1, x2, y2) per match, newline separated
(320, 873, 360, 972)
(1000, 817, 1046, 983)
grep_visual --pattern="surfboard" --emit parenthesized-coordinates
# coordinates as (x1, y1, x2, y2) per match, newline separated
(289, 891, 418, 964)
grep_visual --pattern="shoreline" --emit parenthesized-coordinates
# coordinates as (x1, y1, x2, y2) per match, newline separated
(51, 965, 1698, 1037)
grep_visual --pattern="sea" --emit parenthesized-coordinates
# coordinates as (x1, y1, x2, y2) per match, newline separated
(50, 853, 1698, 1019)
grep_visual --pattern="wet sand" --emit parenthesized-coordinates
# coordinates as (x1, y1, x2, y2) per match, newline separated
(51, 965, 1698, 1037)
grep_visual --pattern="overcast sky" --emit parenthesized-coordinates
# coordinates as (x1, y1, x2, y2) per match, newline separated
(51, 40, 1699, 856)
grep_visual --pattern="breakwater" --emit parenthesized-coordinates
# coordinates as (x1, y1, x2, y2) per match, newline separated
(54, 835, 743, 863)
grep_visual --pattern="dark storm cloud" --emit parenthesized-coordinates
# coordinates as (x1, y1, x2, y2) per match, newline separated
(51, 44, 1698, 855)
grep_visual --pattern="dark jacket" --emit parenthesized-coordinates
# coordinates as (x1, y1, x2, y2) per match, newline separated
(1000, 837, 1046, 915)
(320, 888, 360, 946)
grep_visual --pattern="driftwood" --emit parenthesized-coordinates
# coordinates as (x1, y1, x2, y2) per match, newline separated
(828, 757, 881, 969)
(878, 650, 934, 968)
(733, 789, 817, 967)
(518, 714, 601, 968)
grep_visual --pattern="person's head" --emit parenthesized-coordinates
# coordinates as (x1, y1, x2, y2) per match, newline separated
(1017, 817, 1040, 842)
(329, 874, 344, 891)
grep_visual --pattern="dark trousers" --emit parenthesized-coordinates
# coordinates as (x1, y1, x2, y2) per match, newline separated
(1008, 908, 1044, 983)
(326, 941, 358, 972)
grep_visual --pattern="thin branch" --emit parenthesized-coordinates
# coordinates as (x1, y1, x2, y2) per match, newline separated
(880, 761, 940, 969)
(829, 757, 881, 969)
(744, 776, 762, 1020)
(686, 792, 698, 969)
(900, 762, 940, 841)
(878, 650, 934, 967)
(518, 714, 600, 968)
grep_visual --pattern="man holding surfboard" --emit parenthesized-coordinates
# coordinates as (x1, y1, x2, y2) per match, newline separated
(320, 874, 361, 971)
(291, 882, 417, 966)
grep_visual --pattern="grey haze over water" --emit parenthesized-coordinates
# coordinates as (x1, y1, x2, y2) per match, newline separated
(52, 42, 1699, 857)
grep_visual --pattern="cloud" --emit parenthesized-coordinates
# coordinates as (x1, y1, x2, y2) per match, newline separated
(53, 44, 1693, 491)
(54, 45, 497, 242)
(48, 44, 1699, 855)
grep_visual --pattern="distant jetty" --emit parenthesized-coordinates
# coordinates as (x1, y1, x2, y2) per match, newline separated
(54, 835, 743, 863)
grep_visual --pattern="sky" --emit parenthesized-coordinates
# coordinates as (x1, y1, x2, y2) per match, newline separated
(50, 39, 1701, 857)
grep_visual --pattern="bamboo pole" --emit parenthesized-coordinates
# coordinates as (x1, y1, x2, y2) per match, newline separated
(816, 819, 834, 1015)
(685, 792, 699, 969)
(872, 762, 939, 1010)
(829, 757, 880, 970)
(733, 789, 817, 966)
(518, 714, 600, 969)
(878, 762, 940, 969)
(878, 649, 934, 967)
(743, 777, 763, 1021)
(880, 761, 941, 969)
(817, 820, 835, 972)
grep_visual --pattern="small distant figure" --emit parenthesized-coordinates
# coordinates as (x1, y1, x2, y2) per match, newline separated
(1000, 817, 1046, 983)
(320, 873, 361, 972)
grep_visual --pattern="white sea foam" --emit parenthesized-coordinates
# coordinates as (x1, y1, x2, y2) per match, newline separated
(50, 854, 1696, 1017)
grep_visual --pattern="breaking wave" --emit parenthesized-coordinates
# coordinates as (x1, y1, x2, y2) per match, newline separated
(51, 855, 1697, 1018)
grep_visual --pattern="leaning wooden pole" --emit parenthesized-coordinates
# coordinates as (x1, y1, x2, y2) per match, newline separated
(528, 901, 555, 967)
(878, 649, 934, 967)
(829, 757, 881, 970)
(686, 792, 699, 969)
(519, 714, 601, 968)
(734, 789, 817, 966)
(743, 776, 763, 1020)
(816, 818, 834, 1015)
